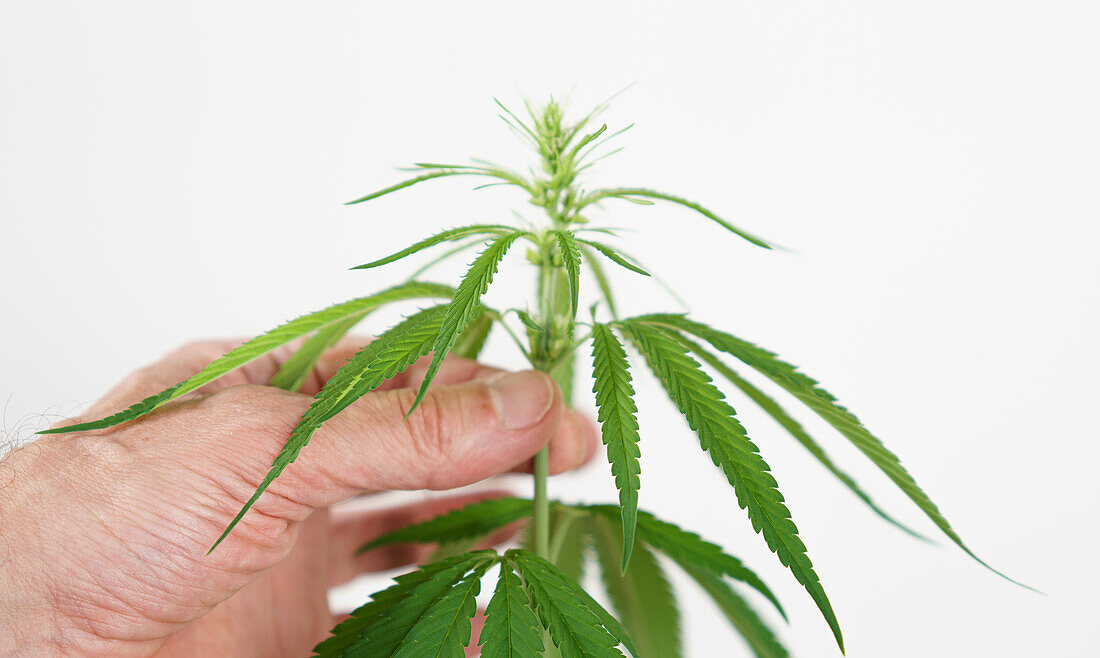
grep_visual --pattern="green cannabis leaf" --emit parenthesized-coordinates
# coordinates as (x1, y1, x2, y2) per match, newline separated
(637, 313, 1027, 588)
(315, 551, 497, 657)
(407, 231, 528, 416)
(481, 559, 546, 658)
(356, 497, 532, 555)
(590, 515, 683, 658)
(578, 188, 773, 250)
(682, 563, 789, 658)
(54, 94, 1026, 655)
(509, 549, 629, 658)
(682, 337, 926, 540)
(590, 323, 642, 570)
(351, 224, 515, 270)
(575, 238, 651, 277)
(40, 281, 453, 435)
(619, 319, 842, 650)
(213, 304, 450, 551)
(553, 229, 583, 317)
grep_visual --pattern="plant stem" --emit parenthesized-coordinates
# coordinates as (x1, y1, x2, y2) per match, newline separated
(531, 231, 575, 560)
(533, 446, 550, 558)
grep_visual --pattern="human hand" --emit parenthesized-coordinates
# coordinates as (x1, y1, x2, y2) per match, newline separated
(0, 338, 598, 656)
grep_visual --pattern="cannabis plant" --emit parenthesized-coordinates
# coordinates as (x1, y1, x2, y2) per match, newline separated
(44, 96, 1022, 656)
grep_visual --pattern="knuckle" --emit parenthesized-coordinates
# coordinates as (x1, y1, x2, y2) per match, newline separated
(398, 389, 458, 469)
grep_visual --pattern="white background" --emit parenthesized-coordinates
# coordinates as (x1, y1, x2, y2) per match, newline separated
(2, 2, 1097, 655)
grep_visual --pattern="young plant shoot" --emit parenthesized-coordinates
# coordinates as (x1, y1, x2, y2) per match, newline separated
(43, 95, 1024, 656)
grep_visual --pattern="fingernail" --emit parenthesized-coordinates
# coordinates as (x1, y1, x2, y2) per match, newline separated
(488, 371, 555, 430)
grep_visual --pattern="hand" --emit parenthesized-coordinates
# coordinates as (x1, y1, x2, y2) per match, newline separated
(0, 338, 598, 656)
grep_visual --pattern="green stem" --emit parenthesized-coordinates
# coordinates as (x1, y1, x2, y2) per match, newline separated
(531, 232, 575, 560)
(533, 446, 550, 558)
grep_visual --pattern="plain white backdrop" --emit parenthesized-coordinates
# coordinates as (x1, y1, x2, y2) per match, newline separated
(2, 2, 1097, 655)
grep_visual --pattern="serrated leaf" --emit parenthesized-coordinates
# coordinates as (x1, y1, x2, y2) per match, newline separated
(345, 167, 530, 205)
(508, 550, 627, 658)
(334, 551, 496, 657)
(541, 514, 639, 658)
(581, 188, 772, 250)
(314, 551, 490, 656)
(575, 239, 650, 277)
(681, 564, 788, 658)
(682, 337, 927, 540)
(590, 324, 642, 570)
(409, 232, 526, 416)
(39, 281, 454, 436)
(352, 224, 514, 270)
(212, 305, 449, 552)
(407, 236, 490, 280)
(588, 506, 785, 621)
(619, 320, 841, 651)
(590, 514, 683, 658)
(451, 308, 494, 360)
(391, 560, 494, 658)
(553, 229, 582, 317)
(268, 313, 364, 392)
(480, 560, 546, 658)
(638, 314, 1028, 588)
(357, 497, 532, 555)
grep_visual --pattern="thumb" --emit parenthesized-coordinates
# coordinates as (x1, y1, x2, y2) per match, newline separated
(218, 370, 572, 509)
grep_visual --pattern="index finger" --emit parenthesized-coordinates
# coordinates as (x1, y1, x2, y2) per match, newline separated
(78, 336, 506, 421)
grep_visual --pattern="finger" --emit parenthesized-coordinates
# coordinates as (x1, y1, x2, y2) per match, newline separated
(328, 490, 512, 587)
(82, 335, 505, 418)
(467, 608, 487, 657)
(537, 411, 601, 476)
(212, 369, 584, 513)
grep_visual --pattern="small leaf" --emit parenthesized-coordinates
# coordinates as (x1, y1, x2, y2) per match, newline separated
(517, 310, 544, 333)
(357, 497, 532, 555)
(638, 313, 1029, 589)
(408, 232, 526, 416)
(351, 224, 514, 270)
(212, 305, 449, 552)
(683, 337, 927, 540)
(553, 229, 583, 317)
(590, 514, 683, 658)
(619, 319, 841, 650)
(581, 187, 772, 249)
(40, 281, 454, 436)
(590, 324, 642, 570)
(681, 564, 788, 658)
(576, 239, 650, 277)
(480, 560, 546, 658)
(508, 550, 627, 658)
(313, 551, 492, 656)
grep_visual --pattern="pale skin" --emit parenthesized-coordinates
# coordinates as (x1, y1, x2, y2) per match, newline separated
(0, 338, 599, 657)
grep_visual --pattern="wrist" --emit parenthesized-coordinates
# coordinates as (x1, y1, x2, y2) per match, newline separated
(0, 442, 95, 656)
(0, 443, 49, 653)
